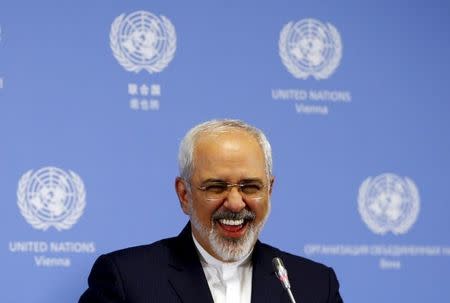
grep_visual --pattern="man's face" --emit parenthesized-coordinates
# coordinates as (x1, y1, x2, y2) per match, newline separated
(176, 130, 273, 262)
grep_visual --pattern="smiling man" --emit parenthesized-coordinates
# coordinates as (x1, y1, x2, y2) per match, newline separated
(79, 119, 343, 303)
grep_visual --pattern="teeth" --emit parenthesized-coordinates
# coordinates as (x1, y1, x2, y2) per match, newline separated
(219, 219, 244, 226)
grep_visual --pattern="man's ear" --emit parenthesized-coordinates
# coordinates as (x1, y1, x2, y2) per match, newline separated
(175, 177, 191, 215)
(269, 176, 275, 195)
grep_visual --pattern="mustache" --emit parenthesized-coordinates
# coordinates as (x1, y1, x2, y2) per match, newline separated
(212, 208, 256, 221)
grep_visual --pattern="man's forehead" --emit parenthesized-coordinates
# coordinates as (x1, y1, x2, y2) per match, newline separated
(194, 132, 262, 161)
(195, 129, 258, 146)
(192, 130, 266, 171)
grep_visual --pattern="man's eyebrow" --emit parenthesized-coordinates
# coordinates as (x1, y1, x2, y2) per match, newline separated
(240, 178, 264, 183)
(201, 178, 263, 183)
(201, 178, 226, 183)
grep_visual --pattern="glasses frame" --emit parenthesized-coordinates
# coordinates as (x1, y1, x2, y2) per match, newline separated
(188, 180, 268, 202)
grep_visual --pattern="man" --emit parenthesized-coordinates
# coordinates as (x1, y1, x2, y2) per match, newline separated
(79, 119, 343, 303)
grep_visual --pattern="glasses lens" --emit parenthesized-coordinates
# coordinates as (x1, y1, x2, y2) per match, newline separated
(203, 182, 228, 200)
(240, 182, 263, 195)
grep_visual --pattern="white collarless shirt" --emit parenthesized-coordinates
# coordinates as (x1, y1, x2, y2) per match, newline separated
(192, 234, 253, 303)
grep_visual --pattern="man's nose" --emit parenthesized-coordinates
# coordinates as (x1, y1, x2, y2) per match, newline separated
(223, 187, 246, 212)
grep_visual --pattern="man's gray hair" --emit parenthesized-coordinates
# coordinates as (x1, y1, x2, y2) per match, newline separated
(178, 119, 273, 181)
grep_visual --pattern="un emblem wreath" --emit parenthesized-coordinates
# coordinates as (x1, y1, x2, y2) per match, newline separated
(17, 167, 86, 231)
(279, 18, 342, 80)
(358, 173, 420, 235)
(110, 11, 177, 73)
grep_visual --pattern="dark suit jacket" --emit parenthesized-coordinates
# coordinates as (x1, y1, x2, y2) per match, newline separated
(79, 224, 343, 303)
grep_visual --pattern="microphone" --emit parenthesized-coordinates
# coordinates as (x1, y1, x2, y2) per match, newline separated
(272, 257, 297, 303)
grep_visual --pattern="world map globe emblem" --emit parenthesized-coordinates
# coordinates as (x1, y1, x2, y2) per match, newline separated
(110, 11, 177, 73)
(358, 173, 420, 235)
(279, 18, 342, 80)
(17, 167, 86, 231)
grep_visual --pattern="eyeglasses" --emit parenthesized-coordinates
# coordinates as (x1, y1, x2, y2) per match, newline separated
(191, 180, 267, 202)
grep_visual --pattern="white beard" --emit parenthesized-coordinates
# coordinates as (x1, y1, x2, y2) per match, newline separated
(188, 200, 271, 262)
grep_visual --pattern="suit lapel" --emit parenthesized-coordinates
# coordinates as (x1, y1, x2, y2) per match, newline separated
(167, 224, 214, 303)
(251, 241, 289, 303)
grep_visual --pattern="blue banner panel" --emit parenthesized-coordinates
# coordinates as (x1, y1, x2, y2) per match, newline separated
(0, 0, 449, 302)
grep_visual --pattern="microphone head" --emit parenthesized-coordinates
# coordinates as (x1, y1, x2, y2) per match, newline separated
(272, 257, 291, 289)
(272, 257, 285, 271)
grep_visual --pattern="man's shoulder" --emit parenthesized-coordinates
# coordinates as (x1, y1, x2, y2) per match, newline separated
(257, 241, 331, 275)
(80, 234, 193, 302)
(256, 241, 343, 302)
(107, 235, 178, 255)
(100, 235, 179, 267)
(95, 224, 195, 272)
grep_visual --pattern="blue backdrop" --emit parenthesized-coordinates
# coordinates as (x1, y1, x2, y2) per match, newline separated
(1, 0, 449, 302)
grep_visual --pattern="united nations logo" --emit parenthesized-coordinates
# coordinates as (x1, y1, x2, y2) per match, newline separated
(358, 173, 420, 235)
(279, 18, 342, 80)
(110, 11, 176, 74)
(17, 167, 86, 231)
